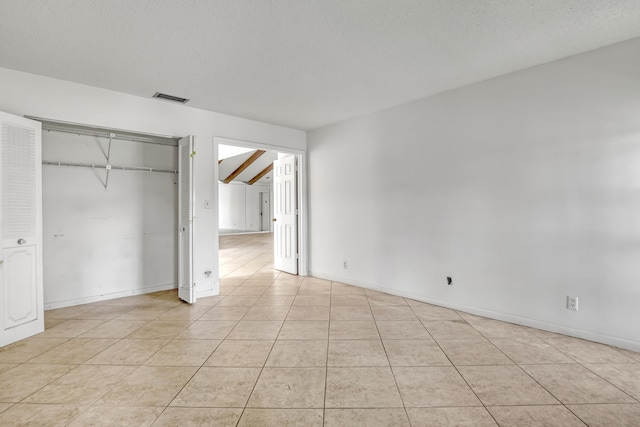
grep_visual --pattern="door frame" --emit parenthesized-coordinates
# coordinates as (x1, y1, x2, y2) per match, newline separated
(213, 136, 308, 276)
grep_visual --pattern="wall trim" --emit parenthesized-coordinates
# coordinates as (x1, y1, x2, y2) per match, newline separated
(310, 271, 640, 353)
(44, 283, 177, 310)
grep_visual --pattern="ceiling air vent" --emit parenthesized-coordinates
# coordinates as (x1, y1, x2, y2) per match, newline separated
(153, 92, 190, 104)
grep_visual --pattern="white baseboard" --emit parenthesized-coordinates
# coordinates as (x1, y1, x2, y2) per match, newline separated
(44, 283, 178, 310)
(310, 271, 640, 353)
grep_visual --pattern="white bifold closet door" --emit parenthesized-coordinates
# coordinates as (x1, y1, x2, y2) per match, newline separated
(0, 111, 43, 347)
(178, 136, 195, 303)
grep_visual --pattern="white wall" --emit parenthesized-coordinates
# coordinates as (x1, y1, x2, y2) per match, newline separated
(0, 67, 306, 303)
(218, 181, 272, 232)
(42, 131, 177, 307)
(308, 37, 640, 351)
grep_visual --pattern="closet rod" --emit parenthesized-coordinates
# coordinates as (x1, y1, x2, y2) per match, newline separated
(43, 160, 177, 174)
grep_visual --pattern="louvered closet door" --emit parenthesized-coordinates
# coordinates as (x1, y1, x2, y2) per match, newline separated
(178, 136, 195, 303)
(0, 111, 43, 347)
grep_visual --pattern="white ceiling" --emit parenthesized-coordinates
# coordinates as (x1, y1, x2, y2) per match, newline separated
(1, 1, 640, 130)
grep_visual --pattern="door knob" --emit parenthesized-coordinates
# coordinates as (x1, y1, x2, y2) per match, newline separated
(17, 238, 26, 245)
(272, 218, 277, 222)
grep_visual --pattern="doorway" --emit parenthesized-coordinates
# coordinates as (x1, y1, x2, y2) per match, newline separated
(214, 136, 308, 285)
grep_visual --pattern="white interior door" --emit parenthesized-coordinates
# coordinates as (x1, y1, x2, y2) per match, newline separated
(0, 112, 43, 347)
(273, 155, 298, 274)
(178, 136, 195, 303)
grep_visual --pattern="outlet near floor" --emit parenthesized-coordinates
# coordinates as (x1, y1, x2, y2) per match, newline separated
(567, 296, 579, 311)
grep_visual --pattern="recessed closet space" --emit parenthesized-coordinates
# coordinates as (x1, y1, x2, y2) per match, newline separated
(39, 120, 179, 308)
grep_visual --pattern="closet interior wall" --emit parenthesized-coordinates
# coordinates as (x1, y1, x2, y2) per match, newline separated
(41, 126, 178, 308)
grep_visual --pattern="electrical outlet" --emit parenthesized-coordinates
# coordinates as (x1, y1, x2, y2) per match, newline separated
(567, 296, 579, 311)
(343, 260, 348, 269)
(447, 276, 452, 285)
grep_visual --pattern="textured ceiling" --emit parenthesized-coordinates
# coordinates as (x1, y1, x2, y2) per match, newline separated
(1, 1, 640, 130)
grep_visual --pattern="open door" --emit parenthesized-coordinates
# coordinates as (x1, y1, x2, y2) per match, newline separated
(178, 136, 195, 303)
(0, 112, 43, 347)
(273, 155, 298, 274)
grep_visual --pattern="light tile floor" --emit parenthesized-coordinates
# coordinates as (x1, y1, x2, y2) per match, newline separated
(0, 233, 639, 426)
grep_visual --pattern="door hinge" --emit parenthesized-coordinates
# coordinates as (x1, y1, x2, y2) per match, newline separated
(295, 209, 299, 215)
(296, 253, 299, 259)
(190, 151, 196, 157)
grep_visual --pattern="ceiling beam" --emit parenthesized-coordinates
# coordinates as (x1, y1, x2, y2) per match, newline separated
(218, 159, 223, 164)
(247, 163, 273, 185)
(223, 150, 266, 183)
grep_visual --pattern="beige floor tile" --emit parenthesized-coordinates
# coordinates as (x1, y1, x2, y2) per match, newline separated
(265, 340, 328, 367)
(467, 318, 537, 340)
(144, 340, 221, 366)
(375, 321, 431, 340)
(198, 306, 250, 320)
(0, 403, 83, 427)
(0, 403, 10, 413)
(491, 338, 575, 364)
(247, 367, 326, 408)
(175, 320, 238, 340)
(39, 319, 106, 338)
(78, 319, 148, 338)
(45, 317, 66, 329)
(127, 320, 193, 340)
(325, 367, 403, 408)
(331, 282, 366, 295)
(67, 405, 163, 426)
(71, 305, 133, 320)
(239, 408, 323, 426)
(292, 295, 331, 307)
(45, 305, 96, 319)
(0, 364, 74, 402)
(0, 337, 68, 363)
(0, 363, 16, 374)
(116, 306, 173, 320)
(24, 365, 136, 405)
(194, 295, 226, 306)
(330, 295, 369, 307)
(619, 348, 640, 362)
(255, 295, 295, 307)
(523, 364, 637, 404)
(330, 306, 373, 321)
(394, 366, 481, 407)
(243, 306, 290, 321)
(422, 320, 483, 339)
(567, 403, 640, 427)
(458, 365, 558, 406)
(328, 340, 388, 366)
(437, 338, 513, 365)
(158, 304, 213, 320)
(215, 296, 260, 307)
(262, 285, 300, 296)
(367, 294, 408, 306)
(324, 408, 410, 426)
(371, 306, 418, 321)
(205, 340, 274, 367)
(410, 304, 463, 321)
(383, 339, 451, 366)
(286, 306, 329, 320)
(229, 287, 268, 296)
(97, 366, 197, 406)
(330, 321, 380, 340)
(86, 339, 168, 365)
(488, 405, 585, 426)
(27, 338, 118, 364)
(227, 321, 283, 340)
(278, 321, 329, 340)
(406, 407, 497, 426)
(585, 363, 640, 400)
(153, 407, 243, 426)
(171, 367, 261, 407)
(546, 337, 636, 364)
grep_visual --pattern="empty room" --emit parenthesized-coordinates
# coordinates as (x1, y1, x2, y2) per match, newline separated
(0, 1, 639, 426)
